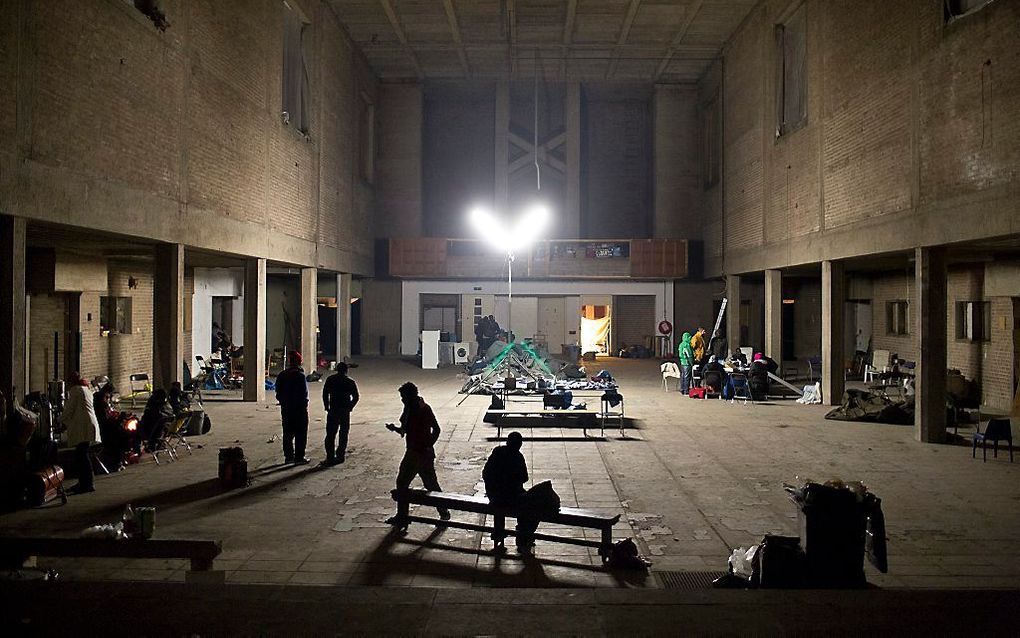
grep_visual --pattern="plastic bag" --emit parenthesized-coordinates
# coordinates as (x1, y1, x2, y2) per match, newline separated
(729, 545, 758, 579)
(81, 522, 128, 540)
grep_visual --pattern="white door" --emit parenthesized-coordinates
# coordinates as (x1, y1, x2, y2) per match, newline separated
(537, 297, 566, 354)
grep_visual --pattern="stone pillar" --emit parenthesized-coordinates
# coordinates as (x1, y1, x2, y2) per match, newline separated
(152, 243, 185, 389)
(765, 269, 783, 362)
(494, 81, 509, 211)
(725, 274, 741, 350)
(242, 258, 267, 402)
(0, 215, 27, 398)
(565, 81, 581, 238)
(336, 273, 352, 362)
(299, 267, 317, 367)
(821, 260, 845, 406)
(915, 247, 948, 443)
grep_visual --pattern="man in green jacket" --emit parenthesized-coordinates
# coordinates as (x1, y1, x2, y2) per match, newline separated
(677, 332, 694, 394)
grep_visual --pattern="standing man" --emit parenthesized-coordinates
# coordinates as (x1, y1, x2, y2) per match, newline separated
(388, 382, 450, 521)
(677, 332, 694, 395)
(321, 362, 359, 467)
(275, 351, 310, 465)
(61, 372, 101, 494)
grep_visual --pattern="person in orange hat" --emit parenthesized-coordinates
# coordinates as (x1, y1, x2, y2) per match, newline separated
(274, 350, 310, 464)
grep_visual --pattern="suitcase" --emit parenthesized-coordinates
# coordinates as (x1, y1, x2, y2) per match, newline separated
(26, 465, 66, 506)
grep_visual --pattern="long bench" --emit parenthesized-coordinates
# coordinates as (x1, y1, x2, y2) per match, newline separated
(0, 537, 224, 584)
(390, 489, 621, 561)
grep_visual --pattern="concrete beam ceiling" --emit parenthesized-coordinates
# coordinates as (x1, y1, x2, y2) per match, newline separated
(330, 0, 757, 82)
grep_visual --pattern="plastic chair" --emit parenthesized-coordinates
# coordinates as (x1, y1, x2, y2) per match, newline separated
(660, 362, 682, 391)
(973, 418, 1013, 463)
(864, 350, 891, 383)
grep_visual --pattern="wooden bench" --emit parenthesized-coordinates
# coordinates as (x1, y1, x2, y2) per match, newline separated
(390, 489, 621, 562)
(0, 537, 224, 584)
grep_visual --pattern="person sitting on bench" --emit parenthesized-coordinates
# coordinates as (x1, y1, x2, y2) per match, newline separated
(389, 382, 450, 521)
(483, 431, 535, 553)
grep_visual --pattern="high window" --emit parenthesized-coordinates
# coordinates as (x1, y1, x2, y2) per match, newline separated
(100, 296, 133, 335)
(956, 301, 991, 342)
(886, 301, 909, 336)
(282, 1, 310, 135)
(774, 4, 807, 138)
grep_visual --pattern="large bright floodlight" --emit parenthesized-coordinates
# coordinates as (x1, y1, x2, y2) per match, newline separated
(470, 203, 549, 253)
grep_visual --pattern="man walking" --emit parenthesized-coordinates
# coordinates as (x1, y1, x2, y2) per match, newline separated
(321, 362, 359, 467)
(275, 351, 310, 464)
(388, 382, 450, 520)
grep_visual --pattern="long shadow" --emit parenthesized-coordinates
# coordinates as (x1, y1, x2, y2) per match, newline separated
(350, 528, 558, 587)
(349, 525, 649, 588)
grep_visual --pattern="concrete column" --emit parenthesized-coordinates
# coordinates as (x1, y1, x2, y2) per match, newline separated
(725, 275, 741, 350)
(299, 267, 317, 366)
(242, 258, 267, 402)
(152, 243, 185, 389)
(0, 215, 27, 398)
(494, 81, 509, 211)
(565, 81, 581, 238)
(336, 273, 352, 362)
(915, 247, 948, 443)
(821, 260, 845, 406)
(765, 269, 783, 362)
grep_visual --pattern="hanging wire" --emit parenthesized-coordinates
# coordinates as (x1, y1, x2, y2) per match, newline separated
(534, 48, 541, 191)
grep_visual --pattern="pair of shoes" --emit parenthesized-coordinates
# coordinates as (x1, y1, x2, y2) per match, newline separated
(438, 509, 451, 521)
(318, 459, 339, 468)
(68, 484, 95, 495)
(335, 457, 345, 464)
(292, 457, 311, 465)
(284, 457, 294, 464)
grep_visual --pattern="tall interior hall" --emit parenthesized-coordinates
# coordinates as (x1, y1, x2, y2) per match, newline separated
(1, 0, 1019, 633)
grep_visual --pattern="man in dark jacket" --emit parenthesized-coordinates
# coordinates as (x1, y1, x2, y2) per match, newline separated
(482, 431, 540, 553)
(275, 350, 310, 464)
(321, 362, 359, 466)
(388, 382, 450, 520)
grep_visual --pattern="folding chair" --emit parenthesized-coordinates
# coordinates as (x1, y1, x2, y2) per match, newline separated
(162, 413, 193, 459)
(864, 350, 891, 383)
(128, 374, 152, 408)
(729, 372, 753, 404)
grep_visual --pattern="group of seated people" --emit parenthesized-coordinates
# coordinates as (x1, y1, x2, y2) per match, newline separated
(92, 379, 197, 470)
(698, 352, 779, 401)
(677, 326, 779, 401)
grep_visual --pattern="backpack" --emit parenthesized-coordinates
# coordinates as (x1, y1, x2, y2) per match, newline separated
(607, 538, 652, 570)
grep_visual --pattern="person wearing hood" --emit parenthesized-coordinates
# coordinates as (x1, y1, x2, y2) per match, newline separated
(677, 332, 694, 394)
(61, 372, 101, 494)
(275, 350, 310, 464)
(690, 328, 707, 364)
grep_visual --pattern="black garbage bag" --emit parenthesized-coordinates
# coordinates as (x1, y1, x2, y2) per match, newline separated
(824, 389, 913, 425)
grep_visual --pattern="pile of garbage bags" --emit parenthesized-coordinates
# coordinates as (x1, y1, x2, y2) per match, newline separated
(824, 389, 913, 425)
(715, 478, 887, 589)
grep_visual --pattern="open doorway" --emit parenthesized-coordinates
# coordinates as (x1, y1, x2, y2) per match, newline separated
(580, 303, 611, 355)
(211, 296, 237, 348)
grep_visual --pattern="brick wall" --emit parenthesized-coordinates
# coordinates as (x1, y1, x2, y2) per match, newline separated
(105, 262, 154, 394)
(870, 266, 1015, 411)
(709, 0, 1020, 276)
(0, 0, 376, 275)
(28, 294, 66, 392)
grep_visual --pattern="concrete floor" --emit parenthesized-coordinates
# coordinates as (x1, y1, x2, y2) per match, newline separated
(2, 358, 1020, 593)
(3, 355, 1015, 587)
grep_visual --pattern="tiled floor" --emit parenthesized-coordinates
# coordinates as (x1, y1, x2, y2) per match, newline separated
(3, 357, 1020, 591)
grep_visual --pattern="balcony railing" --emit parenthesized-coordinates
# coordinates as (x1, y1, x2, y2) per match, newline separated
(388, 238, 687, 280)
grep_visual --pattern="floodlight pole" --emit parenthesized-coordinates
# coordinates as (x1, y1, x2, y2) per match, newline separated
(507, 251, 514, 345)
